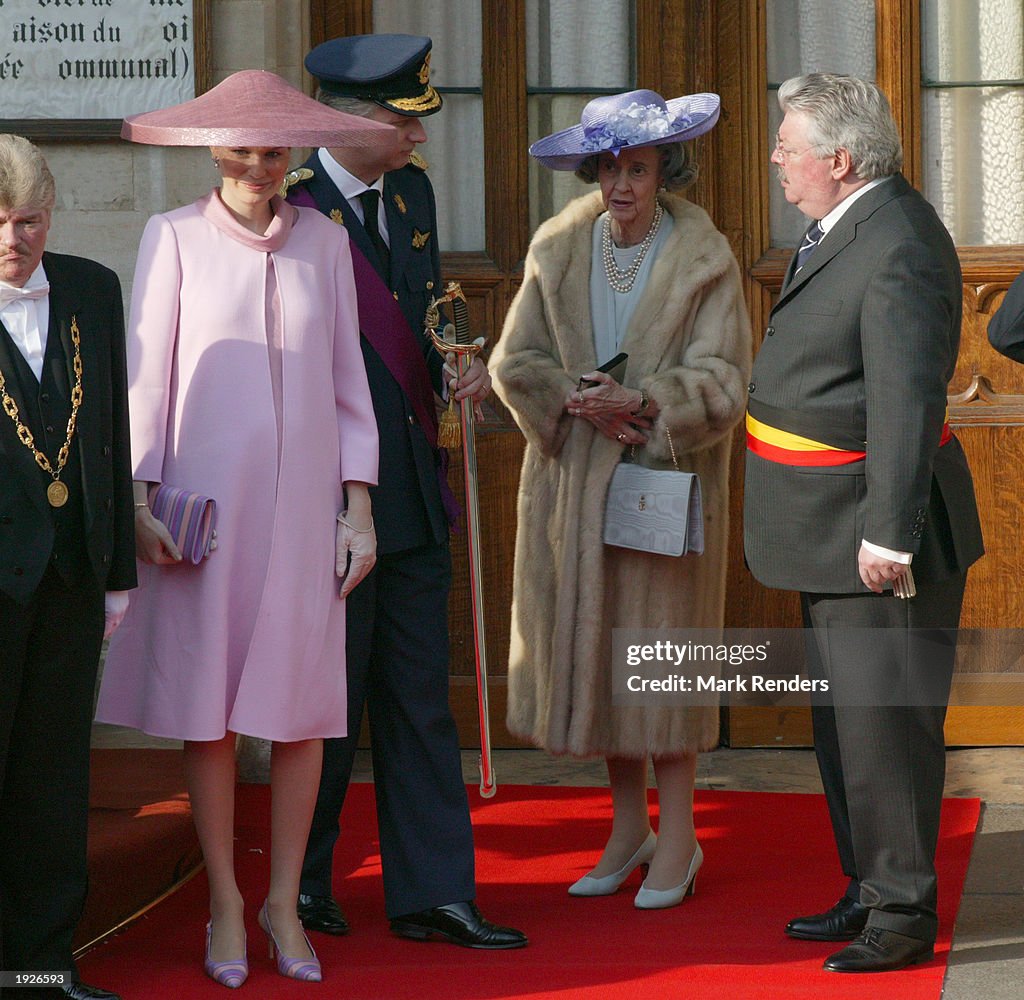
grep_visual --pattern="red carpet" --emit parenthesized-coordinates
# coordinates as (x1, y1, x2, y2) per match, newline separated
(79, 784, 979, 999)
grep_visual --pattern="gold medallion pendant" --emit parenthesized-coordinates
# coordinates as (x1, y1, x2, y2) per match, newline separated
(47, 480, 69, 507)
(0, 314, 84, 510)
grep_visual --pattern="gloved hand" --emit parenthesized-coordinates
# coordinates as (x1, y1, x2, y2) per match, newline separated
(104, 591, 130, 639)
(336, 513, 377, 599)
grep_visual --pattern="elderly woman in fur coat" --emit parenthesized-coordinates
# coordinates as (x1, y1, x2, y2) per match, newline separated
(491, 90, 751, 910)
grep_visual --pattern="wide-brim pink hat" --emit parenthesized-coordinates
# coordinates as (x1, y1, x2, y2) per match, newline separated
(121, 70, 395, 148)
(530, 89, 721, 171)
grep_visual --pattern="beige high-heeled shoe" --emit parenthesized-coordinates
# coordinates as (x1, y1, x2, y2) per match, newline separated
(634, 841, 703, 909)
(568, 829, 657, 896)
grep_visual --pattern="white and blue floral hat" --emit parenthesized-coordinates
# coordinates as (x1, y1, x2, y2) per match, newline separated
(529, 89, 720, 171)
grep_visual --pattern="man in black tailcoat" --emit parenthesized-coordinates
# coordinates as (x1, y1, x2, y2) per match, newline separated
(0, 135, 135, 1000)
(287, 34, 526, 950)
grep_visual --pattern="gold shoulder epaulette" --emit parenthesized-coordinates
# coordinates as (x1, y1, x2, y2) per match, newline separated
(282, 167, 314, 194)
(408, 152, 429, 171)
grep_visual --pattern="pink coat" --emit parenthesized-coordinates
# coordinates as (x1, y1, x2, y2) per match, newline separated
(97, 193, 378, 742)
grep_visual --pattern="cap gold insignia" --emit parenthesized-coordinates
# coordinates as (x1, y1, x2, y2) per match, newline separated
(394, 193, 407, 214)
(280, 166, 314, 196)
(390, 89, 441, 113)
(329, 208, 345, 226)
(417, 53, 432, 86)
(412, 228, 431, 250)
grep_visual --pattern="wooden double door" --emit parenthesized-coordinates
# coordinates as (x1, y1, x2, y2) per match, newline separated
(312, 0, 1024, 748)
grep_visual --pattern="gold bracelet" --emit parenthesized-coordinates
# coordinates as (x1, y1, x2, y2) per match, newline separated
(631, 388, 650, 415)
(337, 513, 374, 533)
(134, 502, 149, 509)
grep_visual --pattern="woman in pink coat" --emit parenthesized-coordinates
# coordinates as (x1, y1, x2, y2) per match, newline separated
(96, 73, 394, 987)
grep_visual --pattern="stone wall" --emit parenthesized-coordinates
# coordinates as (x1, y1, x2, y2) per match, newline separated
(40, 0, 309, 305)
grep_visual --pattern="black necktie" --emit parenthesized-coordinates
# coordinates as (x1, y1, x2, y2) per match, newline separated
(358, 189, 391, 279)
(795, 219, 825, 271)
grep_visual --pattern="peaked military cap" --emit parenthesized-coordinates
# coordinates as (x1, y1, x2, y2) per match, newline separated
(305, 34, 442, 117)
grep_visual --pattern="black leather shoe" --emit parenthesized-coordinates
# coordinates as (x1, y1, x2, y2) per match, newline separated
(824, 927, 934, 972)
(60, 982, 122, 1000)
(785, 895, 869, 941)
(297, 893, 350, 935)
(390, 901, 527, 950)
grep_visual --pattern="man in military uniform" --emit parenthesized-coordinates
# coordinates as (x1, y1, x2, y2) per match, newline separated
(288, 34, 526, 950)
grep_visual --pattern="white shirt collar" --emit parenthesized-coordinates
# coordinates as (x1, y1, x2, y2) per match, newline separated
(0, 261, 50, 382)
(317, 148, 384, 207)
(0, 260, 49, 297)
(819, 176, 888, 234)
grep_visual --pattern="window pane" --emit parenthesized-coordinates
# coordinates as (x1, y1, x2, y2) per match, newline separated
(422, 94, 485, 251)
(767, 0, 876, 83)
(373, 2, 484, 250)
(526, 0, 631, 88)
(373, 1, 481, 87)
(766, 0, 876, 247)
(923, 87, 1024, 245)
(921, 0, 1024, 244)
(527, 94, 595, 234)
(922, 0, 1024, 82)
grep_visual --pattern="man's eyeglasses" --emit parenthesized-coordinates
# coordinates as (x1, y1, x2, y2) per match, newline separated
(772, 134, 822, 161)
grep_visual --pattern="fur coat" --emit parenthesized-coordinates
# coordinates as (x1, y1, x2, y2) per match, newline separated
(491, 191, 751, 758)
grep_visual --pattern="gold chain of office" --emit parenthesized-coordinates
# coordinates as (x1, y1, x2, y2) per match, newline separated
(0, 314, 83, 507)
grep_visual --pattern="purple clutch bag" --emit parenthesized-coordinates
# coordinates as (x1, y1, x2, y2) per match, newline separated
(147, 484, 218, 565)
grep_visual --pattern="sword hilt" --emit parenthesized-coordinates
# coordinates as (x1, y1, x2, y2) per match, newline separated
(451, 293, 472, 346)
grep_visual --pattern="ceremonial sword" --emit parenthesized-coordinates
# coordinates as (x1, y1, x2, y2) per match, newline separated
(424, 282, 496, 798)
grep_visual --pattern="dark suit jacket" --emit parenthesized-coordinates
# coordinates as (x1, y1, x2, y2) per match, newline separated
(988, 269, 1024, 362)
(744, 174, 984, 593)
(0, 251, 136, 603)
(290, 153, 449, 554)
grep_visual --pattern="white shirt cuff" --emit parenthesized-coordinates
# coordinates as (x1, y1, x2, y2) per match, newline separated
(861, 539, 913, 564)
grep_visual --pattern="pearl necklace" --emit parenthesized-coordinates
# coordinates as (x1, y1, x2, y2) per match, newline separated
(601, 203, 664, 294)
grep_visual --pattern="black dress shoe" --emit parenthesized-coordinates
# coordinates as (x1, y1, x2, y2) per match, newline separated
(824, 927, 934, 972)
(785, 895, 869, 941)
(297, 893, 350, 935)
(390, 901, 527, 950)
(59, 982, 122, 1000)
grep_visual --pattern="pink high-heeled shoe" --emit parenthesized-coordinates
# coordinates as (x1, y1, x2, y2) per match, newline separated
(258, 900, 322, 982)
(204, 921, 248, 989)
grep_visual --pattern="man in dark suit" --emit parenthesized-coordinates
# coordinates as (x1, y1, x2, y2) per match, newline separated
(744, 75, 984, 973)
(287, 34, 525, 950)
(0, 135, 135, 1000)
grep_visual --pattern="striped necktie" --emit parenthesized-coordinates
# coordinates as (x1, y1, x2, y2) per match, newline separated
(795, 219, 825, 271)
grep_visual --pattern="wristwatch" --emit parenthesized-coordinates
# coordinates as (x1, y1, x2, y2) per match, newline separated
(631, 388, 650, 415)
